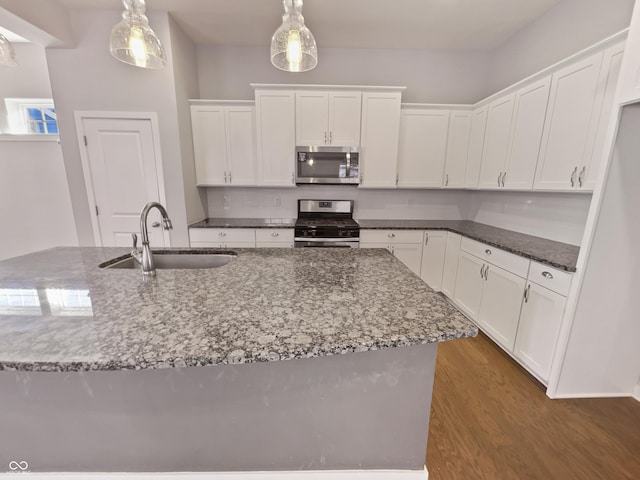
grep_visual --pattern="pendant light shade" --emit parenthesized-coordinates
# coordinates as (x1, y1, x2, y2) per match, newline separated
(0, 33, 18, 68)
(271, 0, 317, 72)
(110, 0, 166, 69)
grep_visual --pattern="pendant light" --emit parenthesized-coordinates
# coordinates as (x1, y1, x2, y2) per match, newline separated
(271, 0, 317, 72)
(0, 32, 18, 68)
(110, 0, 166, 69)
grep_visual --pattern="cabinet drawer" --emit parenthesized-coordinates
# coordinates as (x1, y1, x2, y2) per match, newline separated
(528, 261, 572, 296)
(255, 229, 294, 243)
(360, 229, 424, 244)
(189, 228, 256, 244)
(460, 237, 530, 278)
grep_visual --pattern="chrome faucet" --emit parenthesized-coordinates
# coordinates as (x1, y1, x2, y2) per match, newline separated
(131, 202, 173, 276)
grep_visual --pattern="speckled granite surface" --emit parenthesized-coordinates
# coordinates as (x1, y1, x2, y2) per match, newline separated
(190, 218, 296, 228)
(357, 220, 579, 272)
(0, 247, 476, 372)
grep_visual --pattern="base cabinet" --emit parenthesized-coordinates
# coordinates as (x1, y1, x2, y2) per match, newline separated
(360, 230, 423, 276)
(441, 232, 461, 298)
(452, 250, 485, 320)
(420, 231, 447, 291)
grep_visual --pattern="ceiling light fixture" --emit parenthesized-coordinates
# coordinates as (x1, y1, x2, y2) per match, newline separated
(0, 32, 18, 68)
(271, 0, 317, 72)
(110, 0, 166, 69)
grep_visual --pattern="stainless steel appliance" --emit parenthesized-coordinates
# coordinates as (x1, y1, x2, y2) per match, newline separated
(295, 146, 359, 185)
(294, 200, 360, 248)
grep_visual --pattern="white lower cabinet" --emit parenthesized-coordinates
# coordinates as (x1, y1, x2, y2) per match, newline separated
(514, 263, 571, 384)
(441, 232, 461, 298)
(360, 230, 423, 275)
(189, 228, 256, 248)
(477, 263, 526, 351)
(453, 250, 485, 320)
(420, 231, 447, 291)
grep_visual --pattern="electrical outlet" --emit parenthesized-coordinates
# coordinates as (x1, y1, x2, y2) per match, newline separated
(275, 196, 281, 207)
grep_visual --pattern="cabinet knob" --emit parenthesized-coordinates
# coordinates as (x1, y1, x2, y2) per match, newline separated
(388, 233, 395, 238)
(485, 249, 492, 255)
(218, 232, 226, 237)
(541, 271, 554, 279)
(271, 232, 279, 237)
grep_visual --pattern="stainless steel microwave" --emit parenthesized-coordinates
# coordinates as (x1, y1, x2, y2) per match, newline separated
(296, 146, 359, 185)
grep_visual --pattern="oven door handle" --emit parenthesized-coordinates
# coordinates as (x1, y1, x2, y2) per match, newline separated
(294, 237, 359, 242)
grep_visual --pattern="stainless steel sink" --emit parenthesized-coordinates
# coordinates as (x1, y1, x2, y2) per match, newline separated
(101, 251, 237, 270)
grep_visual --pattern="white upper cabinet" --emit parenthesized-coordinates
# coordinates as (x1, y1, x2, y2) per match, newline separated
(443, 111, 472, 189)
(190, 103, 257, 187)
(360, 92, 402, 188)
(583, 42, 625, 190)
(503, 76, 552, 190)
(478, 93, 515, 189)
(534, 51, 604, 191)
(397, 108, 451, 188)
(464, 106, 488, 188)
(296, 91, 362, 146)
(255, 89, 296, 187)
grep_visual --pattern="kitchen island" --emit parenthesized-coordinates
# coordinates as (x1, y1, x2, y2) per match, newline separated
(0, 247, 476, 477)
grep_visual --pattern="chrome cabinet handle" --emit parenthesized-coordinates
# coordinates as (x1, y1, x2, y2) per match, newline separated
(541, 271, 554, 279)
(324, 131, 327, 144)
(329, 131, 332, 144)
(501, 171, 506, 187)
(445, 173, 449, 187)
(497, 172, 502, 187)
(229, 172, 232, 184)
(425, 233, 429, 245)
(524, 284, 531, 302)
(484, 265, 489, 280)
(485, 249, 492, 255)
(396, 174, 399, 186)
(271, 232, 279, 237)
(480, 264, 484, 278)
(224, 171, 228, 183)
(578, 166, 586, 188)
(570, 166, 578, 187)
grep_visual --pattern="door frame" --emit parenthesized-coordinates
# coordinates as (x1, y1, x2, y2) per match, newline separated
(74, 111, 170, 247)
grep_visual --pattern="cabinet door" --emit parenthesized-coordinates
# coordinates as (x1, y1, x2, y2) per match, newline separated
(582, 42, 625, 191)
(398, 109, 450, 188)
(255, 90, 296, 187)
(514, 282, 566, 383)
(420, 231, 447, 291)
(478, 94, 515, 189)
(477, 263, 526, 351)
(329, 92, 362, 146)
(503, 76, 551, 190)
(453, 251, 485, 321)
(442, 232, 461, 299)
(296, 91, 329, 146)
(464, 106, 488, 188)
(225, 106, 257, 186)
(190, 105, 227, 186)
(360, 92, 402, 188)
(392, 243, 423, 276)
(443, 111, 472, 189)
(534, 52, 604, 190)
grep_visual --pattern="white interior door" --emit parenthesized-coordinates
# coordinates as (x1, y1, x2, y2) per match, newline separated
(80, 116, 168, 248)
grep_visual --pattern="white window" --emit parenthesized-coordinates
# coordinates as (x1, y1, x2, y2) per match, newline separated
(4, 98, 59, 135)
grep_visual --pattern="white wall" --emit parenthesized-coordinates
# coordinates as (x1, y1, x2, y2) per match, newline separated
(0, 43, 53, 133)
(206, 187, 470, 221)
(196, 46, 492, 104)
(554, 104, 640, 397)
(168, 15, 206, 225)
(0, 138, 77, 260)
(467, 191, 591, 246)
(45, 10, 191, 247)
(488, 0, 635, 92)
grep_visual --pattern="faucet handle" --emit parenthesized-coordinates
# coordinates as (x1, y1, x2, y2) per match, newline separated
(131, 233, 138, 249)
(163, 218, 173, 230)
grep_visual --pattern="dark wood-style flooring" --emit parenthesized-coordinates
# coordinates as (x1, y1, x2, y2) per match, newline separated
(427, 332, 640, 480)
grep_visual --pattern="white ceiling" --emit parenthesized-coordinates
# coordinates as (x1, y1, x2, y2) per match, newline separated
(54, 0, 563, 50)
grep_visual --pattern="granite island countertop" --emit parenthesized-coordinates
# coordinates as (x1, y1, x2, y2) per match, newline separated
(0, 247, 476, 372)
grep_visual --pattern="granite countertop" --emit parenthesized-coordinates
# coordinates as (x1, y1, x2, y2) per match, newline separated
(0, 247, 476, 372)
(357, 220, 579, 272)
(190, 218, 296, 228)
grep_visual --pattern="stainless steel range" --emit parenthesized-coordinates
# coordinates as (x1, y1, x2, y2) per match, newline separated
(294, 200, 360, 248)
